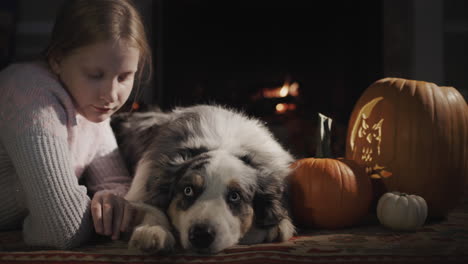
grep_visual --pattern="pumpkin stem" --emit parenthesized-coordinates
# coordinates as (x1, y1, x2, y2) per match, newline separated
(315, 113, 333, 158)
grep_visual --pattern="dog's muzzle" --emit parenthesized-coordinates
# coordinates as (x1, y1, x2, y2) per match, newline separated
(189, 223, 216, 250)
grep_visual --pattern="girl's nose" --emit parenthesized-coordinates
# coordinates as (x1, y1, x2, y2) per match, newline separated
(100, 79, 119, 104)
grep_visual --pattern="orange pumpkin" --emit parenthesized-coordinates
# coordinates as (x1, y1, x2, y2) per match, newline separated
(290, 113, 373, 229)
(346, 78, 468, 218)
(290, 157, 372, 229)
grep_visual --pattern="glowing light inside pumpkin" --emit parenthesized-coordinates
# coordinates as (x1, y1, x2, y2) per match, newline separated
(357, 114, 383, 162)
(368, 164, 393, 178)
(350, 97, 383, 151)
(349, 97, 392, 179)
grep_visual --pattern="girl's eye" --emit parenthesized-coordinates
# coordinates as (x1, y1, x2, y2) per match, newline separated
(117, 75, 127, 82)
(88, 73, 104, 79)
(228, 192, 240, 203)
(184, 186, 194, 197)
(118, 73, 133, 82)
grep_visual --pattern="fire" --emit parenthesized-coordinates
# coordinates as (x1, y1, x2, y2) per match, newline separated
(288, 82, 299, 97)
(263, 81, 300, 98)
(279, 86, 289, 97)
(276, 103, 287, 113)
(275, 103, 297, 114)
(250, 79, 299, 114)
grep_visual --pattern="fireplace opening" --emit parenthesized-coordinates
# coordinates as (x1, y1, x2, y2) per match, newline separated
(140, 1, 383, 158)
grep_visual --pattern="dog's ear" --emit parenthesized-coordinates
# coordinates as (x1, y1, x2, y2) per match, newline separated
(253, 175, 289, 228)
(144, 166, 177, 209)
(145, 154, 207, 210)
(111, 111, 172, 173)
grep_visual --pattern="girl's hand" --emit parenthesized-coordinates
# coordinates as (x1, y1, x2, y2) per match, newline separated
(91, 190, 137, 240)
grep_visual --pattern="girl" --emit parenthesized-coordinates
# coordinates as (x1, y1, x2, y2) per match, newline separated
(0, 0, 152, 249)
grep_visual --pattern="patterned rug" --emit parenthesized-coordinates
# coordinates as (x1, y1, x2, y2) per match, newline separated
(1, 193, 467, 264)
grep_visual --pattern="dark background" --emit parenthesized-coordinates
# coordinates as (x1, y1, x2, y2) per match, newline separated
(1, 0, 467, 158)
(158, 0, 382, 124)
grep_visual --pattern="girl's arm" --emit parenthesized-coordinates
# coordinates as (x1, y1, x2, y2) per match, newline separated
(3, 132, 93, 249)
(84, 121, 132, 197)
(83, 121, 135, 239)
(0, 73, 93, 249)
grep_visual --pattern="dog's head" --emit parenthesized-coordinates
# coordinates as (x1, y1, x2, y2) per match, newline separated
(120, 105, 294, 253)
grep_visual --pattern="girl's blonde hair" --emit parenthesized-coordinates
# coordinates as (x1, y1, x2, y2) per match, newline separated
(45, 0, 152, 85)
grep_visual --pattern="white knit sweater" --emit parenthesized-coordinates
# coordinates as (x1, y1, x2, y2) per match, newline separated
(0, 62, 132, 249)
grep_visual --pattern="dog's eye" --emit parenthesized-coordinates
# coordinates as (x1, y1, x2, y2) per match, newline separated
(179, 147, 209, 160)
(228, 191, 241, 203)
(184, 186, 194, 197)
(239, 155, 253, 166)
(188, 147, 208, 157)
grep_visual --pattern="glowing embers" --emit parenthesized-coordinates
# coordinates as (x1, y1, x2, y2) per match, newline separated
(275, 103, 297, 114)
(262, 81, 299, 98)
(250, 80, 300, 115)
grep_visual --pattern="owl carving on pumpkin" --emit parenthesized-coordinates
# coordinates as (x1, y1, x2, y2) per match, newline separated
(358, 115, 383, 161)
(348, 97, 391, 179)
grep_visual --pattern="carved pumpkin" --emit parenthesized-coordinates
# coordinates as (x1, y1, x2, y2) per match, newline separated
(346, 78, 468, 218)
(289, 113, 373, 229)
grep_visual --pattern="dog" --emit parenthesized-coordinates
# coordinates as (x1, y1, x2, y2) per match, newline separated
(111, 104, 296, 254)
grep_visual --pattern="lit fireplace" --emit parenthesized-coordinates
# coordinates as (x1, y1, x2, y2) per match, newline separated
(251, 81, 300, 115)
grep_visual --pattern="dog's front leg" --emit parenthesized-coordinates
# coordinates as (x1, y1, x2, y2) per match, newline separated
(263, 218, 296, 242)
(128, 202, 176, 254)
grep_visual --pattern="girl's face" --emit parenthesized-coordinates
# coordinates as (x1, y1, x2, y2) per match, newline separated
(51, 39, 140, 123)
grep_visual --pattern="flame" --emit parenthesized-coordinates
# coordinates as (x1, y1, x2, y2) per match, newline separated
(276, 103, 287, 113)
(263, 81, 300, 98)
(275, 103, 297, 114)
(289, 82, 299, 96)
(279, 86, 289, 97)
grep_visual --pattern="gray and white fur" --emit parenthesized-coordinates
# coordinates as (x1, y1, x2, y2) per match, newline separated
(111, 104, 296, 254)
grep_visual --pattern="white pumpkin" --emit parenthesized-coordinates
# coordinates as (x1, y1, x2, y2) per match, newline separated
(377, 192, 428, 231)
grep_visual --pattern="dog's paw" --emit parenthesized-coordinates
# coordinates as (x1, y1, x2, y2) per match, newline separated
(240, 218, 296, 245)
(129, 224, 175, 254)
(265, 218, 295, 242)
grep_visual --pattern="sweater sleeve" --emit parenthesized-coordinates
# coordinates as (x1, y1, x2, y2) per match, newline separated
(3, 133, 93, 249)
(84, 120, 132, 197)
(0, 68, 93, 249)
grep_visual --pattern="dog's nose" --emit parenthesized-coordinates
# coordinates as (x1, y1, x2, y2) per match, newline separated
(189, 224, 216, 249)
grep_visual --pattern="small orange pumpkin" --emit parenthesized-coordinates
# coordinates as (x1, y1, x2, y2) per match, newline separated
(289, 114, 373, 229)
(290, 157, 372, 229)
